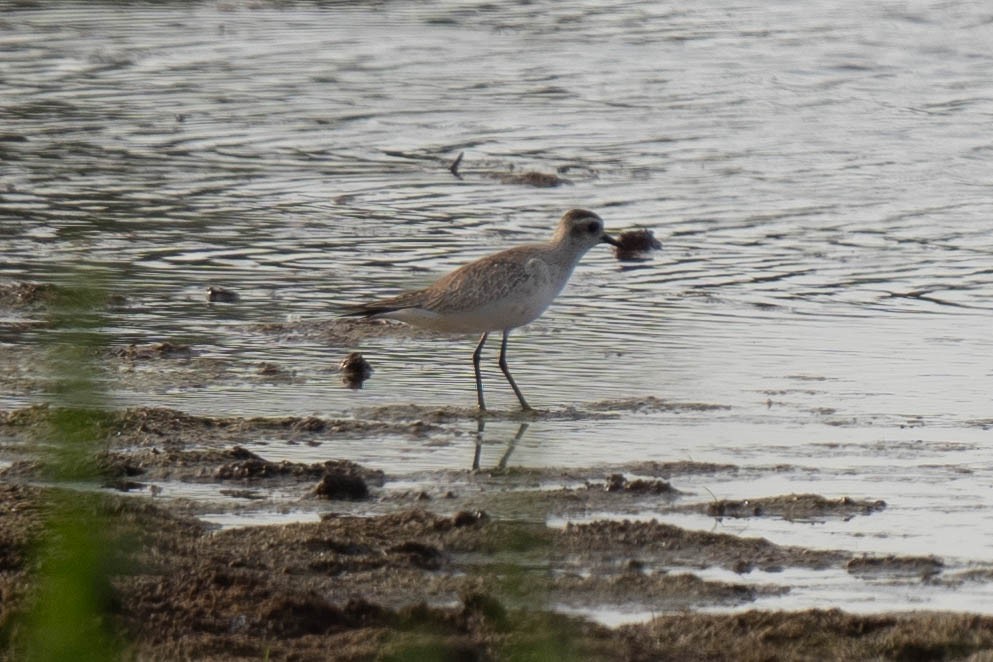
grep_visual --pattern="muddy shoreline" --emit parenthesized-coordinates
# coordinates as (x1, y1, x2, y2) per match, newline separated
(3, 284, 992, 658)
(4, 0, 993, 653)
(3, 404, 993, 660)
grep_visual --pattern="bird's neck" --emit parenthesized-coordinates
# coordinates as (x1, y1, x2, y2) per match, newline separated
(546, 239, 587, 267)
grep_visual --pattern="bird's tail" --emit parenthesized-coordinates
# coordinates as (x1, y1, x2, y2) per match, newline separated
(342, 289, 426, 318)
(340, 303, 399, 318)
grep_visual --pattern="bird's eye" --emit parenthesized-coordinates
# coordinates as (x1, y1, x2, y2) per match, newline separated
(587, 221, 600, 234)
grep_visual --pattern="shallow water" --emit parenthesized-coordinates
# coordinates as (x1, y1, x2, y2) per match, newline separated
(2, 0, 992, 616)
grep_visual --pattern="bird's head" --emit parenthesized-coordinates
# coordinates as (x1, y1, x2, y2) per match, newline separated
(555, 208, 620, 251)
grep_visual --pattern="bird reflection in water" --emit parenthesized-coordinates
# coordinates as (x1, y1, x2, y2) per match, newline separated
(471, 418, 530, 472)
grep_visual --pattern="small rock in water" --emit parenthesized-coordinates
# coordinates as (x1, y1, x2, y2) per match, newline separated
(313, 471, 369, 500)
(451, 510, 489, 528)
(613, 228, 663, 261)
(206, 286, 239, 303)
(339, 351, 373, 389)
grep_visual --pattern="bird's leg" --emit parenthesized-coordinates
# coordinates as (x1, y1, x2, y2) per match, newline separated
(473, 332, 489, 411)
(498, 330, 532, 411)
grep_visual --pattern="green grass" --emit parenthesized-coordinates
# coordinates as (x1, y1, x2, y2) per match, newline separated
(15, 278, 125, 661)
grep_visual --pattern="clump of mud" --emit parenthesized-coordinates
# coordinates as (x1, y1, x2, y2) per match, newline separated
(847, 554, 944, 579)
(703, 493, 887, 522)
(313, 470, 370, 500)
(604, 473, 679, 495)
(560, 518, 845, 572)
(492, 170, 570, 187)
(338, 350, 373, 389)
(112, 341, 193, 361)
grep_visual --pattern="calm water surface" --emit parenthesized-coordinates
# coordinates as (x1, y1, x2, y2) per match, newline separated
(2, 0, 992, 615)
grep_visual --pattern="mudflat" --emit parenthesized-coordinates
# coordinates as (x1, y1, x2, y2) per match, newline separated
(2, 404, 992, 660)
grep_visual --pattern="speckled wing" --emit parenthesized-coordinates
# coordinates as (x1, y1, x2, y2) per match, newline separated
(418, 246, 546, 314)
(345, 244, 547, 317)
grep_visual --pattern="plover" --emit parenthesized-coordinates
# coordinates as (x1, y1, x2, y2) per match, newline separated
(345, 209, 619, 410)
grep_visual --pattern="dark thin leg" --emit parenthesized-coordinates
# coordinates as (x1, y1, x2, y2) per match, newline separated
(499, 330, 532, 411)
(472, 332, 489, 411)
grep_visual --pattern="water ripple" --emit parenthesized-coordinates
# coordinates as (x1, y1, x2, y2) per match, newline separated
(1, 1, 990, 448)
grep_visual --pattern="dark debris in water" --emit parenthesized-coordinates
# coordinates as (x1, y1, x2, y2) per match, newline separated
(612, 228, 663, 261)
(206, 285, 240, 303)
(112, 341, 194, 361)
(338, 351, 373, 389)
(492, 170, 570, 187)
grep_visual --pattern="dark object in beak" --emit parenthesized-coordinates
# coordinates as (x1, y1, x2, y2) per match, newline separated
(612, 229, 663, 261)
(602, 233, 622, 247)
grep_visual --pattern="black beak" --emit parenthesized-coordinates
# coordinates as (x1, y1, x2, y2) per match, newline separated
(601, 233, 621, 247)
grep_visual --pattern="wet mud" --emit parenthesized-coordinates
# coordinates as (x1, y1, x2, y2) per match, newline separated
(3, 403, 993, 660)
(3, 481, 993, 661)
(3, 284, 992, 658)
(3, 0, 993, 653)
(698, 494, 888, 523)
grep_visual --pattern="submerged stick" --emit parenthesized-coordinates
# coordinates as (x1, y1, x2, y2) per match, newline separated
(449, 151, 465, 179)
